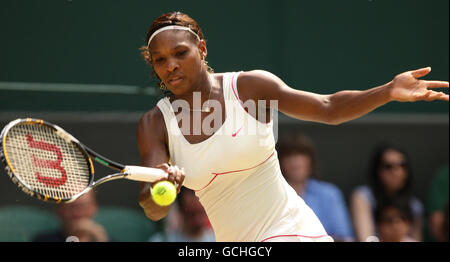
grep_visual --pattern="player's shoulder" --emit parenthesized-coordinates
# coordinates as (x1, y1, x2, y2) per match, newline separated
(138, 106, 164, 128)
(137, 106, 167, 142)
(214, 70, 279, 88)
(236, 70, 283, 101)
(237, 70, 279, 85)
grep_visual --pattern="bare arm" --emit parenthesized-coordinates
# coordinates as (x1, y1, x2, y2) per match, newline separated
(237, 68, 448, 125)
(350, 191, 376, 242)
(429, 211, 446, 241)
(412, 216, 423, 241)
(137, 107, 185, 221)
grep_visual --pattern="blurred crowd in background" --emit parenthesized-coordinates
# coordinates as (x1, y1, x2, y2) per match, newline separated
(276, 133, 448, 242)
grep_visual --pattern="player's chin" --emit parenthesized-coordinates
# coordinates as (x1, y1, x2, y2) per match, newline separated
(167, 82, 189, 95)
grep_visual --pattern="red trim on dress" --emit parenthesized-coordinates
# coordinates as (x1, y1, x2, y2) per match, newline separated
(194, 152, 275, 192)
(231, 73, 248, 112)
(261, 234, 330, 242)
(194, 174, 219, 192)
(213, 152, 274, 176)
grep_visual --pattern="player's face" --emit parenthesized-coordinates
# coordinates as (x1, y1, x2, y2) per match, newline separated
(149, 31, 206, 95)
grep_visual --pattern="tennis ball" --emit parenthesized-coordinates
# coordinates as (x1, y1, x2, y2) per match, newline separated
(151, 181, 177, 206)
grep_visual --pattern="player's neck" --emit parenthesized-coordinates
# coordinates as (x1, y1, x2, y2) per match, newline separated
(172, 72, 217, 111)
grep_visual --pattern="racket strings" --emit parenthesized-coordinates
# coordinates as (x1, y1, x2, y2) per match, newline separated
(5, 123, 91, 199)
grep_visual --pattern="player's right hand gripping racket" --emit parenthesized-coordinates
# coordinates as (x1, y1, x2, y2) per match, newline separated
(0, 118, 168, 203)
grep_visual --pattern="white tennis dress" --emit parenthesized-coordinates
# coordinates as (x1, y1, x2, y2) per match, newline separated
(156, 72, 333, 242)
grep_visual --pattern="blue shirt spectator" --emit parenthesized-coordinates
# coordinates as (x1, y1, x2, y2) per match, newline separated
(303, 178, 354, 241)
(277, 133, 354, 241)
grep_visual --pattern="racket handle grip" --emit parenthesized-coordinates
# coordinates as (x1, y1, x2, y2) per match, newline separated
(123, 165, 168, 183)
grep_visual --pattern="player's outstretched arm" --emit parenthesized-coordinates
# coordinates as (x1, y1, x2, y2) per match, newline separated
(237, 68, 448, 125)
(388, 67, 449, 102)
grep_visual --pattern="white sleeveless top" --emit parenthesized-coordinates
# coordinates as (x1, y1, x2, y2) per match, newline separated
(156, 72, 331, 242)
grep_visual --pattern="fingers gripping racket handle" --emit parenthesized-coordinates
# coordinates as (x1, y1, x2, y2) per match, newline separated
(123, 166, 168, 183)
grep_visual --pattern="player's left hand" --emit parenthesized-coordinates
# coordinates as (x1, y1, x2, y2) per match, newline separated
(389, 67, 449, 102)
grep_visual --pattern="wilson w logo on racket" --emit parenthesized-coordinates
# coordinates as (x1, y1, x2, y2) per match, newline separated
(26, 133, 68, 187)
(0, 118, 170, 203)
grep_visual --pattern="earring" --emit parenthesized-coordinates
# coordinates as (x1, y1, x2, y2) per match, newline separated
(159, 81, 168, 90)
(204, 60, 214, 73)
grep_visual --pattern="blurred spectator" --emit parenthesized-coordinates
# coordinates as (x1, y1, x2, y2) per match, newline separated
(350, 143, 424, 242)
(424, 165, 449, 242)
(443, 203, 449, 242)
(33, 191, 109, 242)
(277, 133, 354, 242)
(374, 196, 417, 242)
(65, 218, 109, 242)
(149, 187, 215, 242)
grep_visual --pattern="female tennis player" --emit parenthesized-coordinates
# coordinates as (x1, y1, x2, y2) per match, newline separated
(137, 11, 448, 242)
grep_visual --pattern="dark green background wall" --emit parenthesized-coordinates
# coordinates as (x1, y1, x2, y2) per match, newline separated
(1, 0, 448, 113)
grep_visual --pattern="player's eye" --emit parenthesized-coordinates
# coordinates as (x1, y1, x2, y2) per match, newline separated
(176, 50, 187, 57)
(154, 57, 165, 63)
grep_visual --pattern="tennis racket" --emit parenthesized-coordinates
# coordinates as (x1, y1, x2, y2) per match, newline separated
(0, 118, 169, 203)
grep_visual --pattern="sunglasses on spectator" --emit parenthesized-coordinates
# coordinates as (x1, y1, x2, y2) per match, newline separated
(381, 162, 407, 170)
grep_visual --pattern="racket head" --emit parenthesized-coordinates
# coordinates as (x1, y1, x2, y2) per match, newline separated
(0, 118, 94, 203)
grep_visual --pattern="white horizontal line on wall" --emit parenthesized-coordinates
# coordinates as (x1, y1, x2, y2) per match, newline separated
(0, 111, 448, 125)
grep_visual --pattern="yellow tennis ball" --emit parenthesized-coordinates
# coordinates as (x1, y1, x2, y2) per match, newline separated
(151, 181, 177, 206)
